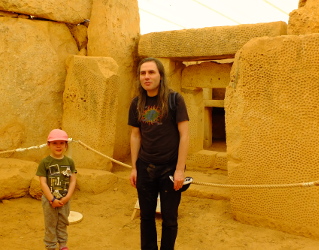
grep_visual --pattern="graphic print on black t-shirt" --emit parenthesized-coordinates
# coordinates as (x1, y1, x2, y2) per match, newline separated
(47, 164, 72, 199)
(142, 105, 162, 125)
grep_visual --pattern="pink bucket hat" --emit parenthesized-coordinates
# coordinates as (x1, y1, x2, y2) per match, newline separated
(47, 129, 68, 142)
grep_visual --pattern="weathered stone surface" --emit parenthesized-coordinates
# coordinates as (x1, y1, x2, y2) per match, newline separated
(87, 0, 140, 161)
(62, 56, 119, 171)
(186, 170, 230, 200)
(76, 168, 118, 194)
(138, 21, 287, 61)
(0, 158, 37, 200)
(182, 88, 204, 154)
(187, 150, 218, 170)
(29, 176, 42, 200)
(0, 0, 92, 24)
(87, 0, 139, 58)
(182, 61, 231, 88)
(288, 0, 319, 35)
(0, 18, 78, 162)
(225, 34, 319, 238)
(186, 150, 227, 171)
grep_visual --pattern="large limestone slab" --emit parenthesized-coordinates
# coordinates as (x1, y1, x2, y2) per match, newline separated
(62, 55, 119, 171)
(0, 158, 37, 200)
(225, 33, 319, 238)
(138, 22, 287, 61)
(182, 88, 204, 153)
(0, 0, 92, 24)
(187, 150, 227, 171)
(87, 0, 140, 161)
(288, 0, 319, 35)
(0, 18, 78, 162)
(76, 168, 118, 194)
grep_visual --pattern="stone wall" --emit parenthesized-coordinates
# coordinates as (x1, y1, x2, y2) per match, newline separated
(225, 33, 319, 238)
(0, 0, 139, 195)
(0, 0, 92, 24)
(0, 17, 78, 162)
(0, 0, 139, 166)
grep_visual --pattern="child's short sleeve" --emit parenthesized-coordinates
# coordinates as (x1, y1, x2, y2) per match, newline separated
(36, 159, 47, 177)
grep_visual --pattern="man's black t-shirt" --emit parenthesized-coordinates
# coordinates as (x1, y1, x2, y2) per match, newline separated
(128, 92, 189, 164)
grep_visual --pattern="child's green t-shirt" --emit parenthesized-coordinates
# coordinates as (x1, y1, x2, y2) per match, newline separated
(36, 155, 76, 199)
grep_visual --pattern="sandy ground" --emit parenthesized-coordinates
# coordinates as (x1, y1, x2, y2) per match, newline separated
(1, 169, 319, 250)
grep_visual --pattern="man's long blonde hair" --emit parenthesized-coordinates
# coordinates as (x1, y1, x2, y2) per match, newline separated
(136, 58, 171, 121)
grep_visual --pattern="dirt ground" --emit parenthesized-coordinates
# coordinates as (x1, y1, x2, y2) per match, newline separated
(1, 168, 319, 250)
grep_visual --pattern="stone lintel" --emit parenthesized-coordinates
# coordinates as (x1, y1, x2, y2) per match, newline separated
(204, 100, 224, 108)
(0, 0, 92, 24)
(139, 21, 287, 60)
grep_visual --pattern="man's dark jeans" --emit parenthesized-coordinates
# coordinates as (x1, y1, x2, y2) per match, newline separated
(136, 159, 181, 250)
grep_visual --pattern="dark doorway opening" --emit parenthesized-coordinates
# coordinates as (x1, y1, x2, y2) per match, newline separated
(212, 107, 225, 140)
(211, 107, 226, 152)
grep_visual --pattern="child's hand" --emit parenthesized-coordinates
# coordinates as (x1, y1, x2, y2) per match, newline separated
(60, 197, 69, 205)
(51, 199, 64, 208)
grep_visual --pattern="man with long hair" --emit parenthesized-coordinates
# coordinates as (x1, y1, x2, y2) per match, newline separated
(128, 57, 189, 250)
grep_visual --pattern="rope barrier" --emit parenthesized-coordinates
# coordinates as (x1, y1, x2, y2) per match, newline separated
(191, 180, 319, 188)
(1, 139, 319, 189)
(76, 140, 132, 169)
(0, 143, 47, 154)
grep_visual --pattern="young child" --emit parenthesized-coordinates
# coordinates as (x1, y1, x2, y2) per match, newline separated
(36, 129, 77, 250)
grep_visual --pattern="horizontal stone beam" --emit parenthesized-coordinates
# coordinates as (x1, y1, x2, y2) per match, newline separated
(204, 100, 224, 108)
(139, 21, 287, 61)
(0, 0, 91, 24)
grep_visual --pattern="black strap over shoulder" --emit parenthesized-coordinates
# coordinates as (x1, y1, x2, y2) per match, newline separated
(169, 92, 177, 111)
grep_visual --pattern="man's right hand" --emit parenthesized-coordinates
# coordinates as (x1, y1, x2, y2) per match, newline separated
(130, 168, 137, 188)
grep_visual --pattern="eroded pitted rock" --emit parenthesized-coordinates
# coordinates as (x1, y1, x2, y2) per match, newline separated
(288, 0, 319, 35)
(225, 33, 319, 238)
(62, 56, 119, 171)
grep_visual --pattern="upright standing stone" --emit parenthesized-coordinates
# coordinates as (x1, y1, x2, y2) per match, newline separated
(62, 55, 119, 171)
(225, 33, 319, 238)
(87, 0, 140, 161)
